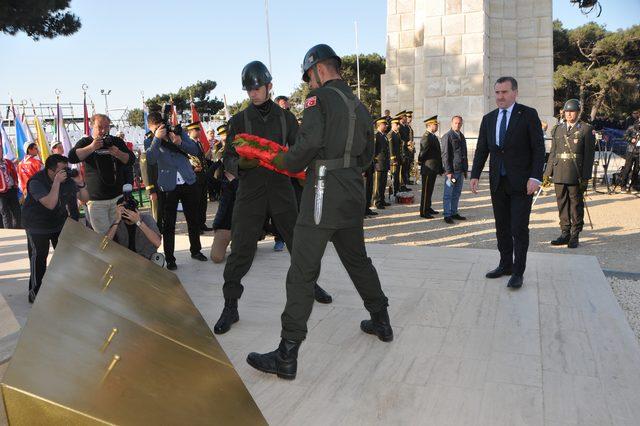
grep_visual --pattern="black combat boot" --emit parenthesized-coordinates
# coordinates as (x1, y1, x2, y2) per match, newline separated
(568, 233, 579, 249)
(360, 308, 394, 342)
(314, 284, 333, 304)
(550, 232, 571, 246)
(247, 339, 301, 380)
(214, 298, 239, 334)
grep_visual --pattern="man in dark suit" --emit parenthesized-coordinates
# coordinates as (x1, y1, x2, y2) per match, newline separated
(373, 116, 391, 209)
(418, 115, 444, 219)
(470, 77, 545, 289)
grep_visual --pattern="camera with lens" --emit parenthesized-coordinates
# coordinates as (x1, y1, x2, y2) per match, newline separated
(65, 167, 79, 182)
(160, 103, 183, 136)
(101, 135, 115, 148)
(121, 184, 138, 212)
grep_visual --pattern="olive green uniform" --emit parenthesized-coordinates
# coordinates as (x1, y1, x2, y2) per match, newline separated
(278, 79, 389, 342)
(544, 121, 595, 235)
(221, 100, 300, 299)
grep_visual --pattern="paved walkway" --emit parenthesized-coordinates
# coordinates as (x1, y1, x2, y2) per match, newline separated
(1, 228, 640, 425)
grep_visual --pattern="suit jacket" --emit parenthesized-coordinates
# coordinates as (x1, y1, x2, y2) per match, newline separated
(440, 129, 468, 174)
(418, 131, 444, 175)
(146, 133, 200, 192)
(387, 131, 402, 168)
(544, 121, 595, 184)
(471, 103, 545, 193)
(374, 131, 390, 171)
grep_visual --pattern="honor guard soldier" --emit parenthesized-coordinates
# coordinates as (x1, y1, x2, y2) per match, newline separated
(544, 99, 595, 248)
(373, 116, 391, 209)
(214, 60, 333, 335)
(387, 116, 403, 196)
(418, 115, 444, 218)
(186, 121, 213, 232)
(246, 43, 392, 380)
(398, 110, 413, 189)
(405, 111, 416, 185)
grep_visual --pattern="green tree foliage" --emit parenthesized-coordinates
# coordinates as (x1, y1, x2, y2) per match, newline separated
(125, 108, 144, 128)
(553, 21, 640, 122)
(288, 53, 386, 117)
(0, 0, 81, 40)
(145, 80, 224, 117)
(227, 99, 250, 116)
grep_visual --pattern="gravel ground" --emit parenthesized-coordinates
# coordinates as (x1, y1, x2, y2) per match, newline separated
(609, 277, 640, 341)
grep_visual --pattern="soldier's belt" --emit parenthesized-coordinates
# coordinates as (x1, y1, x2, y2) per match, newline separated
(312, 156, 362, 171)
(558, 153, 580, 160)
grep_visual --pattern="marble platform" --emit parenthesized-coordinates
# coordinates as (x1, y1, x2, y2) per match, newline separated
(1, 229, 640, 425)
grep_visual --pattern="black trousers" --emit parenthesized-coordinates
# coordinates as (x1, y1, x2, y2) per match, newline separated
(161, 183, 202, 263)
(490, 177, 533, 276)
(401, 158, 411, 185)
(364, 167, 374, 210)
(27, 231, 60, 300)
(0, 188, 21, 228)
(374, 170, 388, 207)
(620, 150, 639, 188)
(391, 166, 400, 194)
(554, 183, 584, 235)
(223, 185, 299, 299)
(197, 182, 208, 228)
(281, 225, 388, 342)
(420, 172, 438, 215)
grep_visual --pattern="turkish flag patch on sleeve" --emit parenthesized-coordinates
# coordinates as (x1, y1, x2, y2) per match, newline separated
(304, 96, 317, 109)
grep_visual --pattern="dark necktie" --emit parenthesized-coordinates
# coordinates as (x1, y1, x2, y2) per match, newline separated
(499, 109, 508, 176)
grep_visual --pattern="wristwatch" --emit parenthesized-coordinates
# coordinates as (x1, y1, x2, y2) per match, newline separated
(135, 220, 142, 227)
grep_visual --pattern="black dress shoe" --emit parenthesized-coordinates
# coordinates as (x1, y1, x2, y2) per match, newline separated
(383, 201, 392, 207)
(28, 290, 36, 304)
(451, 214, 466, 220)
(314, 284, 333, 304)
(485, 266, 512, 279)
(191, 252, 208, 261)
(214, 299, 239, 334)
(201, 225, 214, 232)
(420, 213, 434, 219)
(507, 274, 523, 289)
(428, 208, 439, 215)
(375, 204, 386, 210)
(365, 209, 379, 216)
(166, 261, 177, 271)
(444, 216, 455, 224)
(247, 339, 301, 380)
(551, 233, 570, 246)
(567, 234, 579, 249)
(361, 308, 394, 342)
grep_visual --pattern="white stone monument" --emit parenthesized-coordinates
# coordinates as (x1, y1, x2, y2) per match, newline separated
(381, 0, 554, 138)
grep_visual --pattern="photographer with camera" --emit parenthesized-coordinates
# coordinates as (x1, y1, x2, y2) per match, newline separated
(145, 110, 207, 270)
(22, 154, 89, 303)
(105, 184, 161, 259)
(68, 114, 134, 234)
(620, 121, 640, 192)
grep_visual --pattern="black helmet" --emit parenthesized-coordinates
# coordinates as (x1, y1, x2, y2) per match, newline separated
(563, 99, 581, 112)
(301, 44, 341, 82)
(241, 61, 272, 91)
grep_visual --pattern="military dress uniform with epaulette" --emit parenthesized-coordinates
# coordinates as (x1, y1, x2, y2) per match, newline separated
(544, 120, 595, 243)
(418, 129, 444, 217)
(373, 129, 391, 208)
(142, 131, 163, 229)
(387, 129, 402, 195)
(399, 122, 412, 189)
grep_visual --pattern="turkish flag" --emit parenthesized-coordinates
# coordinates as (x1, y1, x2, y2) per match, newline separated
(190, 103, 211, 153)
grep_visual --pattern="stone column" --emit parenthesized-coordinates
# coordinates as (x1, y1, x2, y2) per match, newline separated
(382, 0, 554, 138)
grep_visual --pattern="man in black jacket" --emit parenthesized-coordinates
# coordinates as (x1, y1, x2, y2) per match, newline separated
(440, 115, 468, 223)
(373, 116, 391, 209)
(470, 77, 545, 289)
(418, 115, 443, 218)
(387, 117, 403, 196)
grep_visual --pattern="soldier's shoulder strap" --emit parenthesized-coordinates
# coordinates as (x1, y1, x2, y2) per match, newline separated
(242, 108, 252, 135)
(326, 85, 360, 168)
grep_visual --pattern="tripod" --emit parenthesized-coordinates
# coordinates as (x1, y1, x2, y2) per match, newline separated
(593, 134, 614, 194)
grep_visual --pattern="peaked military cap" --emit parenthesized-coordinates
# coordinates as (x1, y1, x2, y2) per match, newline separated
(424, 115, 438, 125)
(374, 116, 388, 125)
(185, 121, 202, 131)
(216, 124, 228, 135)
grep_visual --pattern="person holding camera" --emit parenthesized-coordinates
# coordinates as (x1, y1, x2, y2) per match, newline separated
(68, 114, 134, 234)
(105, 190, 161, 259)
(145, 111, 207, 270)
(21, 154, 89, 303)
(620, 121, 640, 192)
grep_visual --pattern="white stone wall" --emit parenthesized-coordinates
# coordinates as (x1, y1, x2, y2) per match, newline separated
(382, 0, 554, 138)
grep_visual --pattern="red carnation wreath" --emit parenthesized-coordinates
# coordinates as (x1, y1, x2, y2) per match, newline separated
(233, 133, 306, 179)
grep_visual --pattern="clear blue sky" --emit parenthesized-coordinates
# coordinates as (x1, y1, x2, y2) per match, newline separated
(0, 0, 637, 117)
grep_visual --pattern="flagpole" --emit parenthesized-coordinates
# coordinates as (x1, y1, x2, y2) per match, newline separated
(355, 21, 361, 100)
(264, 0, 273, 74)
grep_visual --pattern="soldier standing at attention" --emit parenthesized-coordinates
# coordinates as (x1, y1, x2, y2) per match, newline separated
(214, 60, 333, 335)
(246, 44, 392, 380)
(405, 111, 416, 185)
(373, 116, 391, 210)
(544, 99, 595, 248)
(418, 115, 444, 219)
(387, 117, 403, 196)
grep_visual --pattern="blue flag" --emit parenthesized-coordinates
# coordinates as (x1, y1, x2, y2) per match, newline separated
(13, 115, 27, 160)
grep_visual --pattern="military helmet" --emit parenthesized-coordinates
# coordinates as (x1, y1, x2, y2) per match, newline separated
(563, 99, 581, 112)
(301, 44, 341, 82)
(241, 61, 272, 91)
